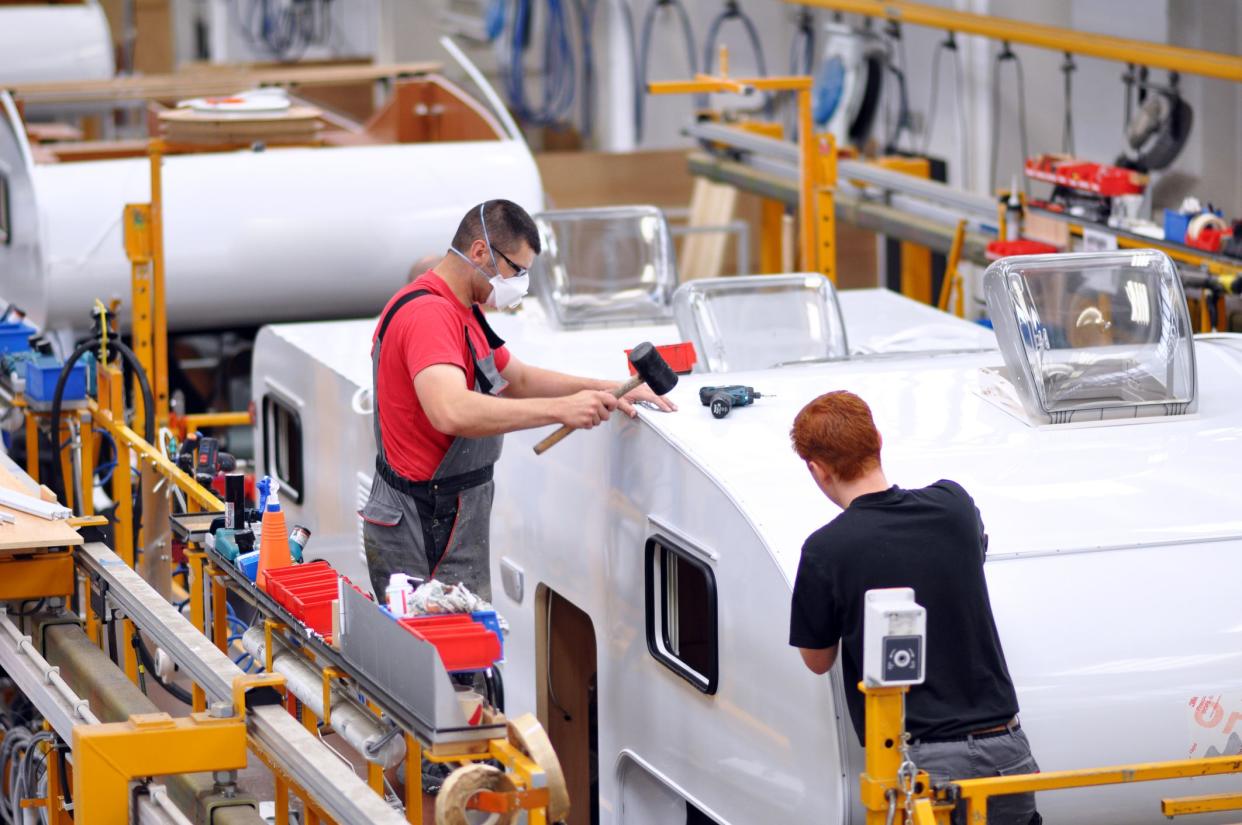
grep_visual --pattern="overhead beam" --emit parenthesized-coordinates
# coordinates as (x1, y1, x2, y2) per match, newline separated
(791, 0, 1242, 83)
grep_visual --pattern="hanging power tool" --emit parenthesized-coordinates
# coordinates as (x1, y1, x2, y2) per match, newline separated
(812, 19, 887, 149)
(699, 385, 767, 419)
(1118, 68, 1193, 173)
(176, 435, 237, 487)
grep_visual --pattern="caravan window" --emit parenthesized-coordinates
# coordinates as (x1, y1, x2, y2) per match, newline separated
(645, 537, 718, 695)
(263, 395, 303, 503)
(0, 174, 10, 245)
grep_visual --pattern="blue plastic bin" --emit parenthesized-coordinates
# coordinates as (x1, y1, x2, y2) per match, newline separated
(236, 550, 260, 582)
(0, 323, 36, 356)
(25, 356, 86, 403)
(1163, 210, 1191, 245)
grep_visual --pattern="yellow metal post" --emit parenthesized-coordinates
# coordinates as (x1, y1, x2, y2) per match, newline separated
(24, 405, 38, 481)
(149, 142, 171, 425)
(815, 132, 838, 283)
(647, 57, 828, 278)
(938, 220, 968, 317)
(72, 712, 246, 823)
(274, 776, 290, 825)
(78, 413, 94, 516)
(123, 203, 154, 433)
(120, 618, 139, 684)
(405, 733, 423, 825)
(860, 683, 910, 825)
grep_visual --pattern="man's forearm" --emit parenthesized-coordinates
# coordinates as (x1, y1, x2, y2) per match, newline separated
(507, 363, 614, 399)
(438, 391, 562, 438)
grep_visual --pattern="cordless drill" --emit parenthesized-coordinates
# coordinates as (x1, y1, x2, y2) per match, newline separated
(699, 385, 766, 419)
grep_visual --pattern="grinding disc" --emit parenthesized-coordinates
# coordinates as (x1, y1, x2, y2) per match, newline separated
(435, 764, 518, 825)
(508, 713, 571, 822)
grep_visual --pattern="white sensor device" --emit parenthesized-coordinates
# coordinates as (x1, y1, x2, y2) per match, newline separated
(863, 587, 926, 687)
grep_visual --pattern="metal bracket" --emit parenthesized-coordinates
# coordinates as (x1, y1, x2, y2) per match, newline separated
(231, 672, 286, 715)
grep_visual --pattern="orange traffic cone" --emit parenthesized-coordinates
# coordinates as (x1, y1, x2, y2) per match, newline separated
(256, 477, 291, 591)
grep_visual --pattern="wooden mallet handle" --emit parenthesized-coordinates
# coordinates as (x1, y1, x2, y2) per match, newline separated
(533, 374, 644, 455)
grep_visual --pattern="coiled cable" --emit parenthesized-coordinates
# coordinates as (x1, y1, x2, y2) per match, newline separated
(504, 0, 577, 127)
(989, 41, 1031, 195)
(637, 0, 699, 143)
(921, 32, 971, 188)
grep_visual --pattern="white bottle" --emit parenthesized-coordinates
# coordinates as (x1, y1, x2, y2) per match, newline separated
(385, 573, 417, 617)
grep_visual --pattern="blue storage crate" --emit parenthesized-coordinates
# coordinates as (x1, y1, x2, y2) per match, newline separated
(0, 323, 36, 356)
(1163, 209, 1191, 244)
(236, 549, 260, 582)
(25, 356, 86, 403)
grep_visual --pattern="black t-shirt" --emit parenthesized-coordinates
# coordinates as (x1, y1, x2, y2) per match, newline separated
(788, 480, 1019, 744)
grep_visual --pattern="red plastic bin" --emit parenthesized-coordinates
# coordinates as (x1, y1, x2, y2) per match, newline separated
(399, 616, 500, 671)
(264, 562, 336, 609)
(290, 586, 338, 637)
(625, 342, 696, 376)
(273, 573, 338, 612)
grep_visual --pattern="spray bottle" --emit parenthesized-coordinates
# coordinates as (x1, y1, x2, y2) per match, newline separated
(256, 476, 291, 590)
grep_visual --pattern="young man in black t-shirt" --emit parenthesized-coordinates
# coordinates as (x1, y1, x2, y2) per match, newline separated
(788, 391, 1039, 825)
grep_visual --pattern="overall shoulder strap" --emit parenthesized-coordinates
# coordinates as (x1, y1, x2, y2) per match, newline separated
(471, 305, 507, 350)
(377, 289, 432, 343)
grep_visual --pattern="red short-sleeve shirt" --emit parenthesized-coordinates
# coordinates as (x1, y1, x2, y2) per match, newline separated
(373, 271, 511, 480)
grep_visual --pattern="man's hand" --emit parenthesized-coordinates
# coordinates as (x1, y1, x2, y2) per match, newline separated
(557, 390, 620, 429)
(616, 382, 678, 418)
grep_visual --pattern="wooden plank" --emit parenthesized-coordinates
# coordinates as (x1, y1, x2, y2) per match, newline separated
(9, 62, 442, 105)
(0, 465, 81, 552)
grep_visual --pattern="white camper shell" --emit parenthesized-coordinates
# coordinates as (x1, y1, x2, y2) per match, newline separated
(252, 239, 1242, 824)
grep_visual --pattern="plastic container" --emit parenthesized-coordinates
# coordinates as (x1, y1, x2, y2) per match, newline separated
(263, 561, 336, 609)
(1163, 209, 1192, 244)
(400, 613, 503, 671)
(271, 571, 338, 612)
(236, 550, 260, 582)
(289, 585, 338, 636)
(625, 342, 697, 376)
(25, 356, 86, 403)
(0, 322, 36, 356)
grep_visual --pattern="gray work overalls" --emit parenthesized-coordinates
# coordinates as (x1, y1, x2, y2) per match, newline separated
(359, 289, 508, 601)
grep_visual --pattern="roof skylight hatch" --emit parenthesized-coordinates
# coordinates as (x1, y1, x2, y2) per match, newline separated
(981, 249, 1197, 425)
(673, 274, 848, 373)
(530, 206, 675, 328)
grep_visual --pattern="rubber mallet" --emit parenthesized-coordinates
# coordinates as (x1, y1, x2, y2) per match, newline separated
(533, 341, 679, 455)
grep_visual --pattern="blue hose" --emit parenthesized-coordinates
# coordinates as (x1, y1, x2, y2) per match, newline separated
(505, 0, 577, 127)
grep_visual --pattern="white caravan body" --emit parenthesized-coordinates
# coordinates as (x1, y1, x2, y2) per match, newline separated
(0, 3, 113, 86)
(248, 283, 1242, 823)
(0, 61, 541, 332)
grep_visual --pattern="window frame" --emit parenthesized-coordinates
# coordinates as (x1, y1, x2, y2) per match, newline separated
(644, 535, 719, 695)
(262, 393, 304, 504)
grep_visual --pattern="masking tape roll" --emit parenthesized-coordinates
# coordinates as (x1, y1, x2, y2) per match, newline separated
(508, 712, 571, 822)
(435, 764, 518, 825)
(1187, 212, 1228, 241)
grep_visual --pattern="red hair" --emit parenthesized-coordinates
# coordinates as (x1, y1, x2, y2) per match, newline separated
(790, 391, 881, 481)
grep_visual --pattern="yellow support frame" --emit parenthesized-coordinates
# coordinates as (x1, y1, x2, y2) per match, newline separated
(72, 712, 246, 822)
(858, 681, 1242, 824)
(648, 51, 837, 282)
(790, 0, 1242, 83)
(0, 553, 75, 603)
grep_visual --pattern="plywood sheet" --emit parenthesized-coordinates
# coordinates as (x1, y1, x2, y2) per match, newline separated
(0, 466, 81, 552)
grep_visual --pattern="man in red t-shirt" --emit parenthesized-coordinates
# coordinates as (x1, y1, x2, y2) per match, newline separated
(360, 199, 676, 601)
